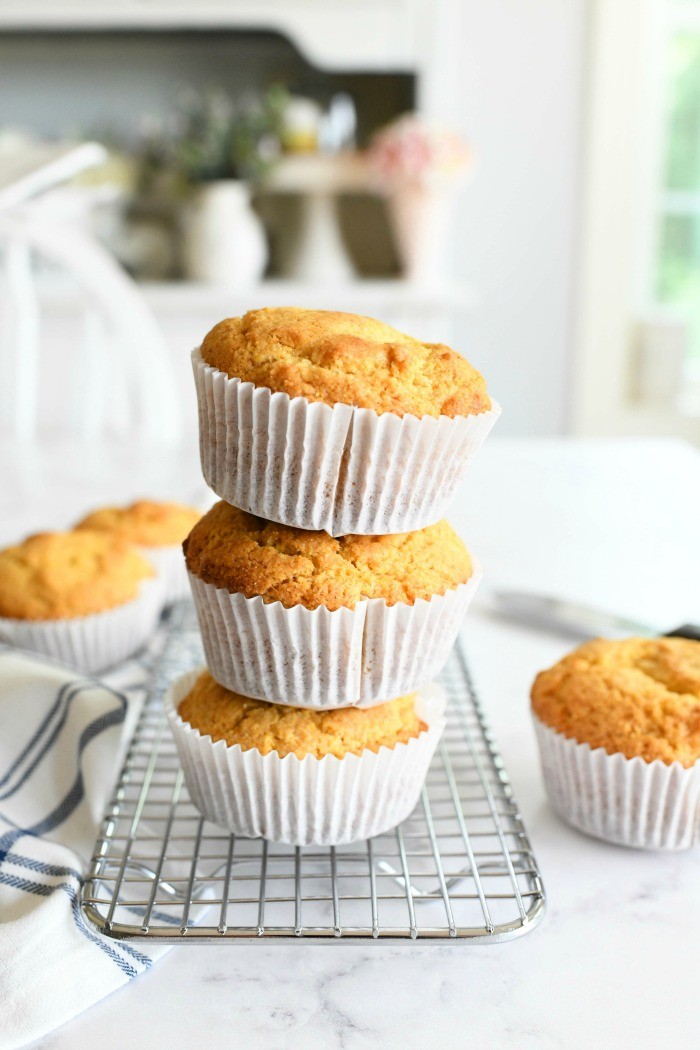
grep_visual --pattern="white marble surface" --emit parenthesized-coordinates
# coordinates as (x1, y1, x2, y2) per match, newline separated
(8, 437, 700, 1050)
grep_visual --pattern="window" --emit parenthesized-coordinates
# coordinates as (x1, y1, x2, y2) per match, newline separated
(650, 3, 700, 412)
(572, 0, 700, 440)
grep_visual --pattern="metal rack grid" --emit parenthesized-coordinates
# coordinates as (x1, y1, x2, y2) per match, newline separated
(81, 603, 546, 943)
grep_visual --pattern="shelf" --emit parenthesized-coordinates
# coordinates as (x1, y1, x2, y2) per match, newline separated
(136, 278, 475, 314)
(29, 275, 475, 329)
(264, 153, 374, 196)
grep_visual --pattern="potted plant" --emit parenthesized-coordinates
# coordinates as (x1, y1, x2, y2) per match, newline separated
(368, 114, 471, 285)
(174, 86, 286, 285)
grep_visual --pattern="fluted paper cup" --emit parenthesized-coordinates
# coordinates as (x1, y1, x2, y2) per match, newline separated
(533, 715, 700, 850)
(166, 669, 446, 845)
(140, 544, 189, 606)
(188, 566, 481, 708)
(0, 578, 162, 675)
(193, 348, 500, 536)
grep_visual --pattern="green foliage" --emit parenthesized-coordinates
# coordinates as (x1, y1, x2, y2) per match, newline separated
(658, 32, 700, 362)
(171, 85, 288, 185)
(665, 33, 700, 191)
(657, 214, 700, 361)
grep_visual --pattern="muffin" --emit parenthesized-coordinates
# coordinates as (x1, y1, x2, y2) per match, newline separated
(166, 668, 447, 845)
(531, 637, 700, 850)
(179, 672, 427, 757)
(184, 500, 481, 707)
(76, 499, 201, 604)
(193, 307, 500, 535)
(0, 531, 161, 673)
(201, 308, 491, 418)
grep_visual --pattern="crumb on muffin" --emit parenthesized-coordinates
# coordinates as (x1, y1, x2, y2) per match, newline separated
(75, 499, 201, 548)
(0, 530, 155, 620)
(183, 500, 473, 612)
(178, 671, 426, 759)
(531, 637, 700, 767)
(199, 307, 491, 419)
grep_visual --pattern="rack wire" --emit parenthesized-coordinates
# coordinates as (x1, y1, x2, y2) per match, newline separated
(81, 602, 546, 943)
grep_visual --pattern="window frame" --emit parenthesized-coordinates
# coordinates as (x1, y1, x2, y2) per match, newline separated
(571, 0, 700, 441)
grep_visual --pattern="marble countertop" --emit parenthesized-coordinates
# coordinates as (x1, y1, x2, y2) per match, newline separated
(13, 437, 700, 1050)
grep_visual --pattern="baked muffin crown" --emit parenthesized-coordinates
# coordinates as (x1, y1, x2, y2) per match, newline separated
(179, 671, 426, 759)
(183, 500, 473, 612)
(200, 307, 491, 419)
(0, 530, 155, 621)
(76, 499, 201, 547)
(531, 637, 700, 767)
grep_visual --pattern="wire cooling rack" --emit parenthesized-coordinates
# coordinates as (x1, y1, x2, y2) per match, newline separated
(81, 602, 545, 943)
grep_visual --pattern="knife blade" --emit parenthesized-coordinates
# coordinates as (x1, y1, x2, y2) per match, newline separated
(491, 591, 700, 642)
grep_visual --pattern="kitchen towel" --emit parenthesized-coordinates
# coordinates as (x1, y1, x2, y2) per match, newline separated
(0, 631, 170, 1050)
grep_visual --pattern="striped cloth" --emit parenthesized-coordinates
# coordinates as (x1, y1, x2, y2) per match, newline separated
(0, 637, 170, 1050)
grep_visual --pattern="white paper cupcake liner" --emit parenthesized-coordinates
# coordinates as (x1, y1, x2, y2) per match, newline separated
(0, 578, 163, 675)
(139, 544, 189, 606)
(188, 566, 481, 708)
(166, 669, 447, 845)
(193, 348, 500, 536)
(533, 715, 700, 850)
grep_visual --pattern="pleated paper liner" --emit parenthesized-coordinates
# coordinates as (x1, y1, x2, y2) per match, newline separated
(533, 715, 700, 850)
(188, 567, 481, 709)
(193, 348, 500, 536)
(165, 669, 447, 846)
(0, 578, 163, 675)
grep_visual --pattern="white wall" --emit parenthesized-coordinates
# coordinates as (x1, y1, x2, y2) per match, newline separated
(439, 0, 586, 435)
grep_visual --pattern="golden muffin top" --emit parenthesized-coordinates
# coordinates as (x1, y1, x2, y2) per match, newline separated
(199, 307, 491, 419)
(178, 671, 426, 759)
(76, 499, 201, 547)
(531, 637, 700, 767)
(0, 530, 155, 621)
(183, 500, 473, 612)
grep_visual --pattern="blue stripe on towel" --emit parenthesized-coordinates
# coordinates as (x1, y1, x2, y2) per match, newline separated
(0, 703, 125, 860)
(0, 645, 169, 980)
(0, 663, 127, 803)
(2, 851, 155, 968)
(3, 850, 80, 880)
(0, 681, 76, 791)
(0, 869, 140, 977)
(0, 683, 100, 802)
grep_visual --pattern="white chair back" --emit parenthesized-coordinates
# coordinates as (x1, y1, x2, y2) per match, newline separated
(0, 208, 181, 448)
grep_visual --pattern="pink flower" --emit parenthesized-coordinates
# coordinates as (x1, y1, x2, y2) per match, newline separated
(368, 114, 471, 187)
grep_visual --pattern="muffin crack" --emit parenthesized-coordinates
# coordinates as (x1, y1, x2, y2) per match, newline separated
(531, 637, 700, 766)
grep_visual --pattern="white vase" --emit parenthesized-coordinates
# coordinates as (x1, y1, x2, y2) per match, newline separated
(182, 180, 267, 285)
(387, 181, 454, 284)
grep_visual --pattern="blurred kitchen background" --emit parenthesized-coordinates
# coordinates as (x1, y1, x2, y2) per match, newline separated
(1, 0, 700, 487)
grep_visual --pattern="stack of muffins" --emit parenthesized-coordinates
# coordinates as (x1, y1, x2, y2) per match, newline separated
(168, 307, 500, 846)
